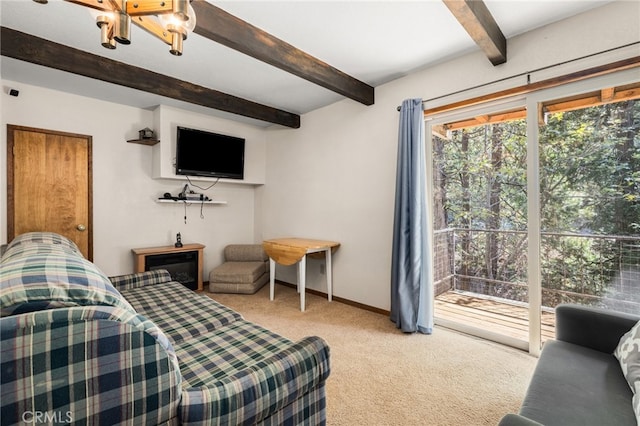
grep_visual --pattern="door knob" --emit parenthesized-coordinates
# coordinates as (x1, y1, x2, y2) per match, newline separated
(76, 224, 86, 232)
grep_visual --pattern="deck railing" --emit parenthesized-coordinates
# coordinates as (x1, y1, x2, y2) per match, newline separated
(433, 228, 640, 314)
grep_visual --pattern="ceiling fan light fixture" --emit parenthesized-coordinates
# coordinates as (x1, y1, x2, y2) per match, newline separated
(162, 3, 195, 55)
(95, 15, 116, 50)
(173, 0, 189, 21)
(170, 31, 184, 56)
(160, 4, 196, 34)
(184, 4, 197, 32)
(34, 0, 196, 55)
(113, 11, 131, 45)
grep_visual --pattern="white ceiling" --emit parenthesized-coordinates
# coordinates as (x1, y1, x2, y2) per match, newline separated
(0, 0, 613, 126)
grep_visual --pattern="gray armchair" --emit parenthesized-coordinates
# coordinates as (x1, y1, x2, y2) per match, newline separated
(209, 244, 270, 294)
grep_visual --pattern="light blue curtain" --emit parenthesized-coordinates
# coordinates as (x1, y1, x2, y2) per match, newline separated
(390, 98, 433, 334)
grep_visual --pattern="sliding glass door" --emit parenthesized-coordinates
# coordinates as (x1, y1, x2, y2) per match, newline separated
(538, 95, 640, 314)
(430, 100, 531, 350)
(428, 70, 640, 354)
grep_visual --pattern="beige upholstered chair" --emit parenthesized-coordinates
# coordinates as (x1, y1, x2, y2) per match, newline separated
(209, 244, 269, 294)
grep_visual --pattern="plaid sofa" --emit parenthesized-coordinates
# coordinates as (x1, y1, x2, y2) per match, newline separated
(1, 232, 331, 425)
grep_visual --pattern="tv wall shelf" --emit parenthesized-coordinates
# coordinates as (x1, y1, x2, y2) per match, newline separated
(156, 199, 227, 205)
(127, 138, 160, 146)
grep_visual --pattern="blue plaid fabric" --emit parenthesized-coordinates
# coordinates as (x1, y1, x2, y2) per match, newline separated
(118, 280, 242, 345)
(120, 278, 331, 425)
(110, 269, 174, 292)
(2, 232, 330, 425)
(1, 235, 134, 317)
(0, 306, 182, 426)
(177, 329, 330, 425)
(1, 233, 182, 425)
(3, 231, 83, 256)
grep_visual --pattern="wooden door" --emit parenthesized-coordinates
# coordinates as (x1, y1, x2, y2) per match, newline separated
(7, 125, 93, 259)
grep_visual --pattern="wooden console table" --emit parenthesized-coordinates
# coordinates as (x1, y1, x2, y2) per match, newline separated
(263, 238, 340, 311)
(132, 243, 205, 291)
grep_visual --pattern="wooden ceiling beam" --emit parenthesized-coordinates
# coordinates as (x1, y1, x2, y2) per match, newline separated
(191, 1, 375, 106)
(0, 27, 300, 128)
(442, 0, 507, 66)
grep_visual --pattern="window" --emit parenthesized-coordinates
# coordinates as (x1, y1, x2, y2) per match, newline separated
(540, 97, 640, 314)
(427, 68, 640, 353)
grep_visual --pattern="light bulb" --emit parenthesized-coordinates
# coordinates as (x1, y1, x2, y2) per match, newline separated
(160, 4, 196, 36)
(113, 11, 131, 44)
(96, 15, 116, 49)
(183, 4, 197, 32)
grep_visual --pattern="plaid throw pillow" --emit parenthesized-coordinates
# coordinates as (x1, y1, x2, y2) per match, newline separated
(1, 232, 135, 316)
(2, 231, 82, 257)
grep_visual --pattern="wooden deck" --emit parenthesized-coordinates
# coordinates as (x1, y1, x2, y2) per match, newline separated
(435, 291, 556, 342)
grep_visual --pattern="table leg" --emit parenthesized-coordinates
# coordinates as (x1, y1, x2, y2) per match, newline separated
(299, 255, 306, 311)
(269, 258, 276, 301)
(326, 248, 333, 302)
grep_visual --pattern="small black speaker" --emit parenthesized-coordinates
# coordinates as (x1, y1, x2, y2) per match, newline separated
(9, 89, 19, 97)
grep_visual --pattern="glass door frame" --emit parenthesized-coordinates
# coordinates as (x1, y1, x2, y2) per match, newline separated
(426, 67, 640, 355)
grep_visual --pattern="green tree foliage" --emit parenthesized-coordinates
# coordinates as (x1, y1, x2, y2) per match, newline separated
(434, 120, 527, 300)
(434, 99, 640, 311)
(540, 101, 640, 236)
(540, 100, 640, 310)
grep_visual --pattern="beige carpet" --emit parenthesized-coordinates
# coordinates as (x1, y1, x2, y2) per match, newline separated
(207, 284, 537, 426)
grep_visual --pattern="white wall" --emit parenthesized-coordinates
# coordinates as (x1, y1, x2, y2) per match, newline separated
(259, 0, 640, 310)
(0, 84, 266, 277)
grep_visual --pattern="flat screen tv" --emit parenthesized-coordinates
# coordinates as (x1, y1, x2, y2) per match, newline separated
(175, 126, 245, 179)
